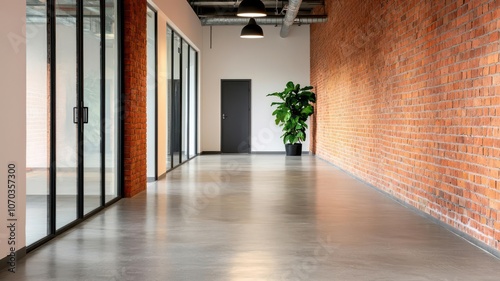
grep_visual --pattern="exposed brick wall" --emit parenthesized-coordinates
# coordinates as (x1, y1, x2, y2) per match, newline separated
(123, 0, 147, 197)
(311, 0, 500, 251)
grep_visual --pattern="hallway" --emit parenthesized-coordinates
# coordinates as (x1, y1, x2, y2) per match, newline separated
(3, 155, 499, 280)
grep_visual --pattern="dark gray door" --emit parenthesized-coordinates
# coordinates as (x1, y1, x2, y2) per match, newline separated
(221, 80, 250, 153)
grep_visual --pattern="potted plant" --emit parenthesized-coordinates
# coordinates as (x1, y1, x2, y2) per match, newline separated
(267, 81, 316, 156)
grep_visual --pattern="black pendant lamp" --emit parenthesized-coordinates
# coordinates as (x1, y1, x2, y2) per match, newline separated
(240, 18, 264, 38)
(237, 0, 267, 17)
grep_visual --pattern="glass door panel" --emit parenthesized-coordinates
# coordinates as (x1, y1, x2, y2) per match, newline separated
(83, 1, 102, 215)
(172, 33, 182, 166)
(105, 0, 119, 203)
(55, 0, 78, 229)
(181, 41, 189, 162)
(188, 48, 197, 159)
(26, 0, 49, 245)
(146, 6, 157, 179)
(166, 27, 172, 170)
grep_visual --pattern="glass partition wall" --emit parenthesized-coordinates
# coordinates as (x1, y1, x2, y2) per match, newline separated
(26, 0, 121, 248)
(167, 26, 198, 171)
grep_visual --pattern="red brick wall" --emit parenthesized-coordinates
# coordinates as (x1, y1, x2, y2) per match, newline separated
(123, 0, 147, 197)
(311, 0, 500, 251)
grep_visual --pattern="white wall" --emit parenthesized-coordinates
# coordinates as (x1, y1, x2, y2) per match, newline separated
(201, 25, 311, 152)
(0, 0, 26, 264)
(152, 0, 202, 49)
(156, 12, 168, 176)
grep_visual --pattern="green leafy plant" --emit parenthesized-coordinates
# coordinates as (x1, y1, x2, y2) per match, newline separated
(267, 81, 316, 144)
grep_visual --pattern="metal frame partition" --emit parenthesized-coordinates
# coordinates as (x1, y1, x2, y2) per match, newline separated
(27, 0, 123, 252)
(166, 25, 199, 172)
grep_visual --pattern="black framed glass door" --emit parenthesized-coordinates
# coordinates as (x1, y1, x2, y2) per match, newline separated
(166, 26, 198, 171)
(26, 0, 121, 248)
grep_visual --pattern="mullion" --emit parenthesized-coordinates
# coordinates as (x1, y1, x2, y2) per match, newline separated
(153, 7, 158, 179)
(178, 38, 183, 165)
(169, 27, 174, 170)
(100, 0, 106, 207)
(117, 0, 124, 198)
(77, 0, 84, 219)
(48, 0, 57, 237)
(194, 51, 198, 156)
(186, 46, 190, 159)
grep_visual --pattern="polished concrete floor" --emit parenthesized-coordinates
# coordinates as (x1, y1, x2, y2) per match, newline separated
(25, 169, 118, 244)
(2, 155, 499, 280)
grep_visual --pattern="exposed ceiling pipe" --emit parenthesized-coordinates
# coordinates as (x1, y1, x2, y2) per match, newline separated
(200, 15, 327, 26)
(190, 0, 323, 8)
(280, 0, 302, 37)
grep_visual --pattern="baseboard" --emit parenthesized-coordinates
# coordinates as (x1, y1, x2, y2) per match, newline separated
(200, 151, 221, 155)
(414, 206, 500, 259)
(315, 155, 500, 260)
(388, 192, 500, 259)
(147, 177, 156, 182)
(200, 151, 311, 155)
(251, 151, 310, 155)
(0, 246, 26, 272)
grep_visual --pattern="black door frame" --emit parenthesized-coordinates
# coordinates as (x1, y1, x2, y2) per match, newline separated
(220, 79, 251, 153)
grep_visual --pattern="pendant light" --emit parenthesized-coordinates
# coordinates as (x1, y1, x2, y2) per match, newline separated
(240, 18, 264, 39)
(237, 0, 267, 18)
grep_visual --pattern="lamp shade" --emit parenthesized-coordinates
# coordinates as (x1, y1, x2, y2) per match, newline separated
(237, 0, 267, 17)
(240, 18, 264, 38)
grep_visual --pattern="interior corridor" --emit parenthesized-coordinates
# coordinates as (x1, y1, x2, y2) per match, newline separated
(3, 155, 499, 280)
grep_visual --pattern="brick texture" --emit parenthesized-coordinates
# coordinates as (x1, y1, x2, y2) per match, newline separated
(123, 0, 147, 197)
(311, 0, 500, 251)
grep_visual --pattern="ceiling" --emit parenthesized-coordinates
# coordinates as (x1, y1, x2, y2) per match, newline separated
(188, 0, 327, 25)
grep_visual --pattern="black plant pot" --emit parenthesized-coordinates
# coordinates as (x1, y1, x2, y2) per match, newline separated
(285, 143, 302, 156)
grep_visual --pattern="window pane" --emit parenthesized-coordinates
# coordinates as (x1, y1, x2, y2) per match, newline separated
(105, 0, 119, 203)
(55, 0, 78, 230)
(172, 33, 182, 166)
(189, 48, 197, 158)
(166, 27, 172, 170)
(83, 0, 103, 215)
(181, 41, 189, 161)
(26, 0, 49, 245)
(147, 7, 156, 179)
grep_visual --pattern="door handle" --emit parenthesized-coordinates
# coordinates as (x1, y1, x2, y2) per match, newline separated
(73, 107, 78, 124)
(83, 107, 88, 124)
(222, 113, 227, 120)
(73, 107, 89, 124)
